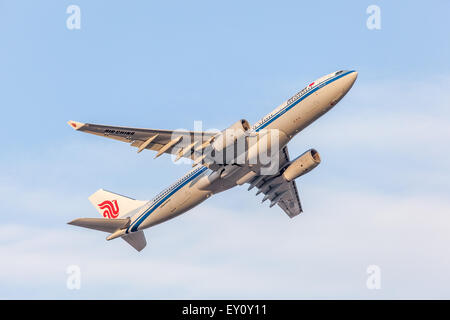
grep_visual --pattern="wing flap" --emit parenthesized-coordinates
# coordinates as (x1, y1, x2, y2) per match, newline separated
(248, 146, 303, 218)
(276, 180, 302, 218)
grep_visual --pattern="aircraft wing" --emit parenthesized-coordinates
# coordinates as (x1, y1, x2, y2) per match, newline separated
(247, 146, 302, 218)
(67, 120, 217, 160)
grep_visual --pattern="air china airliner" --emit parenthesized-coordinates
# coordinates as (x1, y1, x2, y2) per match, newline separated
(68, 70, 358, 251)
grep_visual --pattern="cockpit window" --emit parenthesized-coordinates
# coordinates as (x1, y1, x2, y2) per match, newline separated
(335, 70, 344, 76)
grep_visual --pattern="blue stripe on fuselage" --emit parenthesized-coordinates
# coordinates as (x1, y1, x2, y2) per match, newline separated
(253, 70, 354, 132)
(127, 166, 208, 233)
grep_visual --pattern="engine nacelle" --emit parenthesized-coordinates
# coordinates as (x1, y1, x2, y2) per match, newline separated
(282, 149, 321, 181)
(211, 119, 250, 153)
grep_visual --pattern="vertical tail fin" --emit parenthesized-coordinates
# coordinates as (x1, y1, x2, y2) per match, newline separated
(88, 189, 148, 219)
(68, 189, 149, 251)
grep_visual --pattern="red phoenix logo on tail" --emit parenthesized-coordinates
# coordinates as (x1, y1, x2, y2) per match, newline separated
(98, 200, 120, 219)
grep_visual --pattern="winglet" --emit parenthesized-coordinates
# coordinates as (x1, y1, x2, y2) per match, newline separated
(67, 120, 85, 130)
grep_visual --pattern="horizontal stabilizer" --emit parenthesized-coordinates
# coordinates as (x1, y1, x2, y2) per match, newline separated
(68, 218, 129, 233)
(122, 231, 147, 252)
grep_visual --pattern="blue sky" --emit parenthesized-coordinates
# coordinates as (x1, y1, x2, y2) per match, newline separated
(1, 0, 450, 299)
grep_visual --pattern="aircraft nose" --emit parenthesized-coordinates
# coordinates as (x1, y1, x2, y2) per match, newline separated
(341, 70, 358, 94)
(349, 70, 358, 83)
(347, 70, 358, 85)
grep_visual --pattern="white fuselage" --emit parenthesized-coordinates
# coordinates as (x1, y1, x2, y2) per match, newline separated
(125, 70, 357, 234)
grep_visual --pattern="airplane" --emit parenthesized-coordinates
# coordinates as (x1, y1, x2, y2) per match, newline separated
(67, 70, 358, 251)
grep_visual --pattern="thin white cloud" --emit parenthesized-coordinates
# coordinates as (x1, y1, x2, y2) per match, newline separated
(1, 186, 449, 299)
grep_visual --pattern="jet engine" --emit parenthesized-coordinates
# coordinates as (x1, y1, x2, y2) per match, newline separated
(282, 149, 321, 181)
(211, 119, 251, 152)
